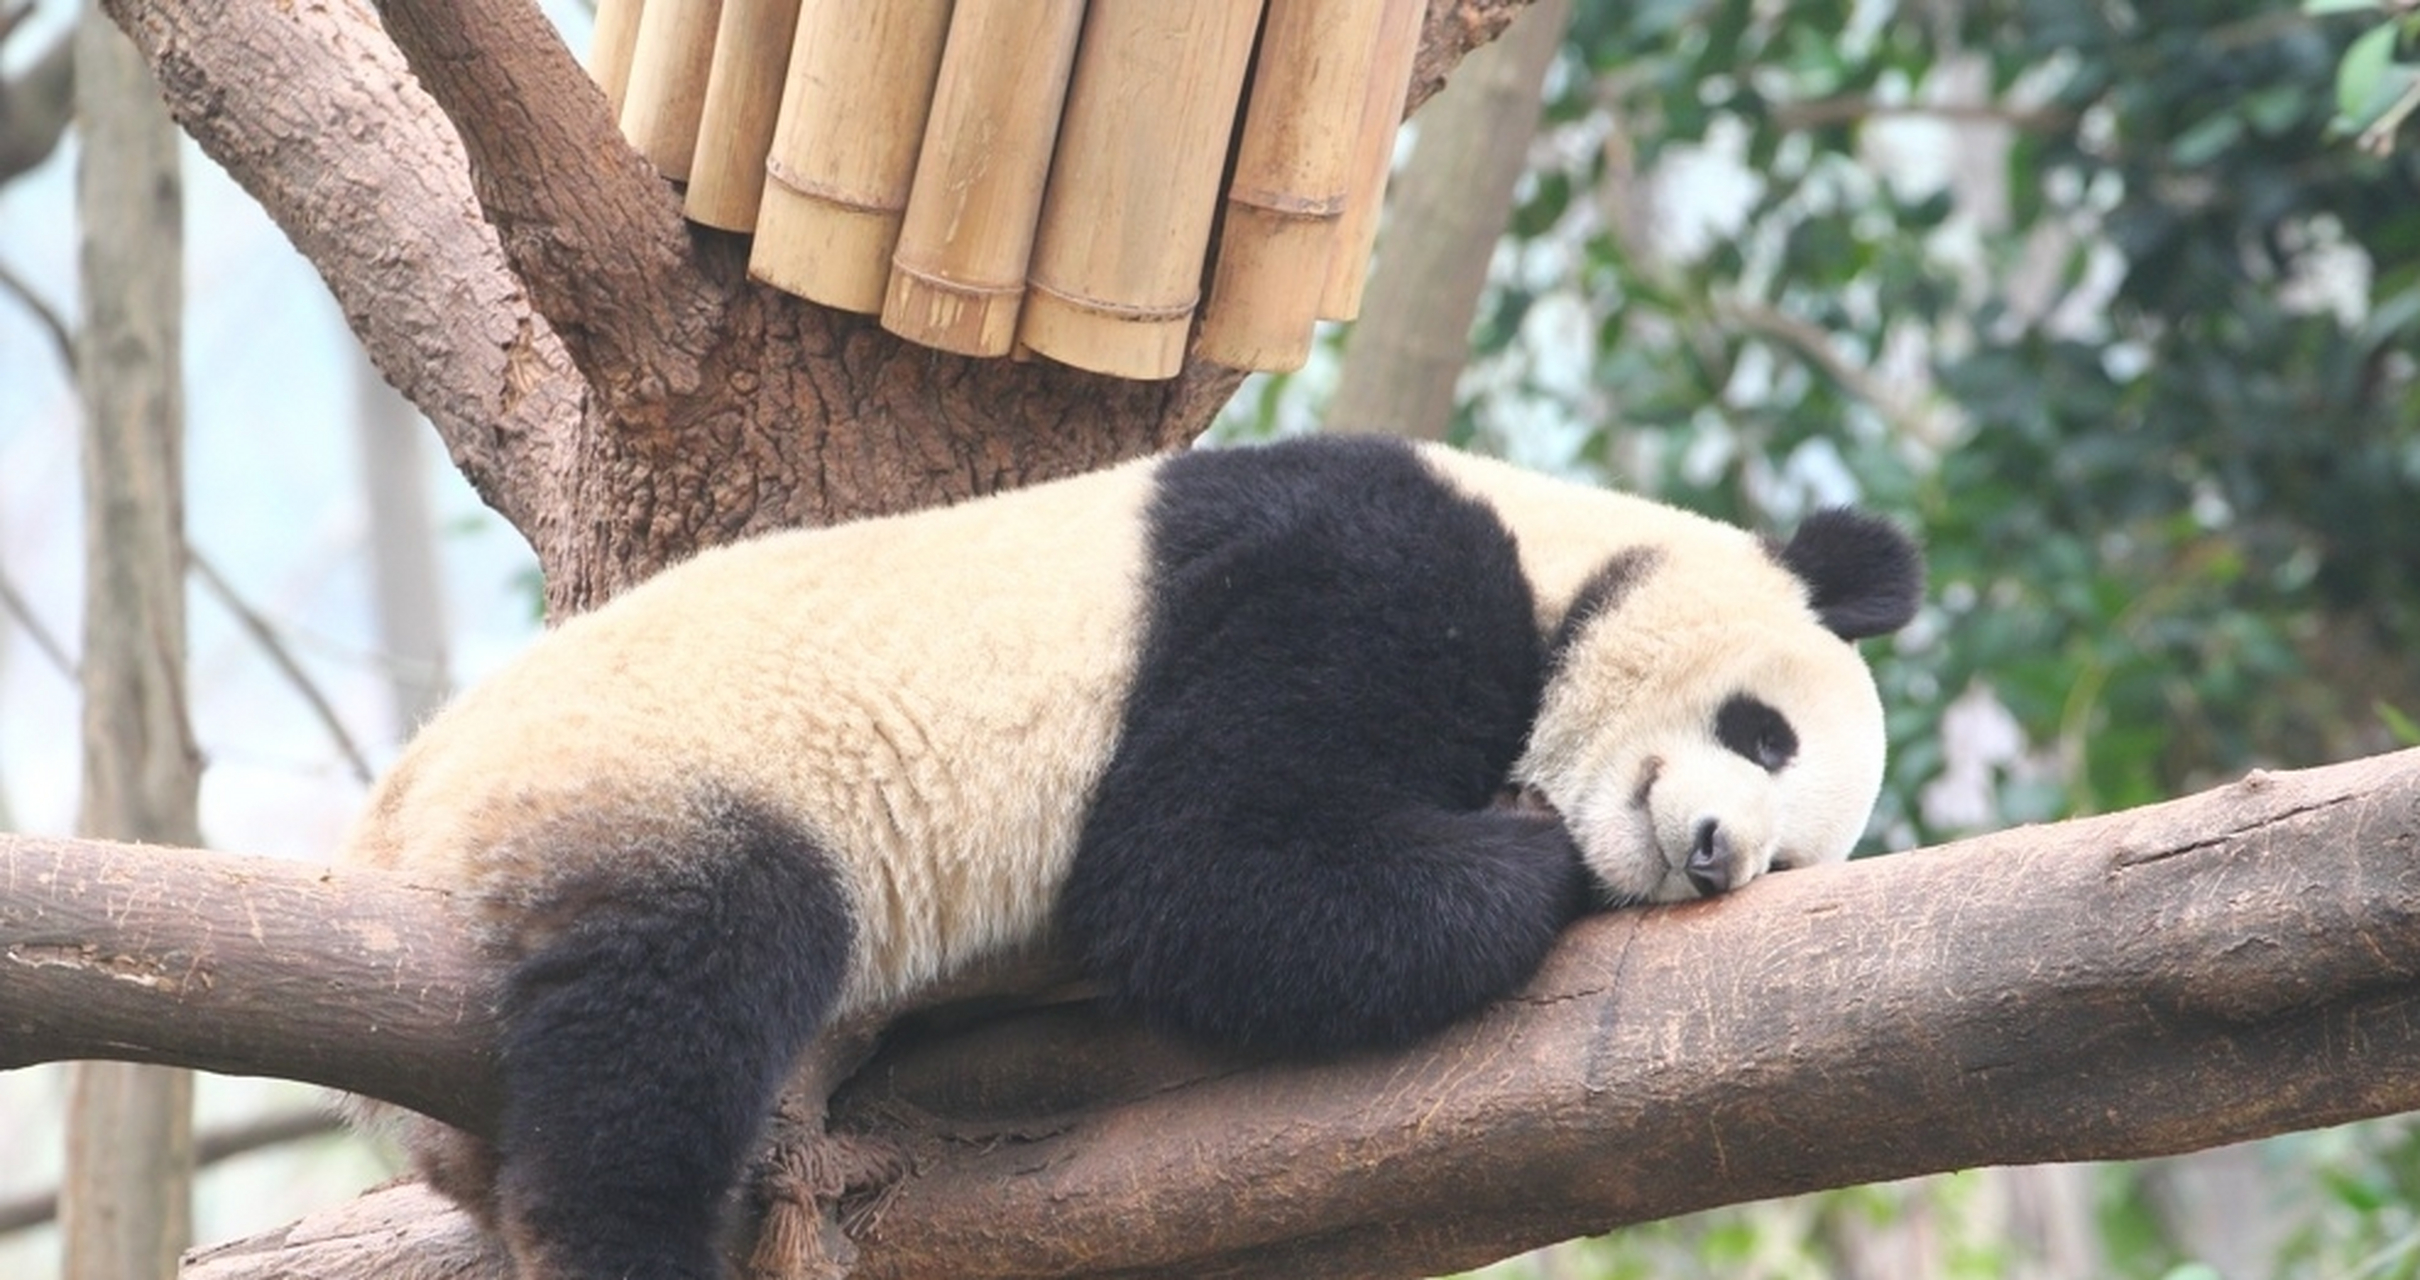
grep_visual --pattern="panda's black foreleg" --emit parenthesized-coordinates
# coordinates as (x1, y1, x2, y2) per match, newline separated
(1066, 789, 1586, 1054)
(484, 792, 854, 1280)
(1068, 436, 1583, 1055)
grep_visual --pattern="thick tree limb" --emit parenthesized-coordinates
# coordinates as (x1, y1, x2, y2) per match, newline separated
(7, 749, 2420, 1277)
(0, 838, 501, 1129)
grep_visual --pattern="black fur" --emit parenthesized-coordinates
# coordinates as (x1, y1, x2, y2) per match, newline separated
(1546, 546, 1662, 675)
(1062, 437, 1589, 1055)
(1774, 509, 1924, 640)
(490, 792, 853, 1279)
(1714, 693, 1797, 772)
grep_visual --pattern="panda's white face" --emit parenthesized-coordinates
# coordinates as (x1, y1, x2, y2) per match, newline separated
(1545, 640, 1887, 904)
(1514, 551, 1898, 906)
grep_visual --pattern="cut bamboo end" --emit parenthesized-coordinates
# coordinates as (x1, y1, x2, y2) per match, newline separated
(1193, 202, 1340, 372)
(1194, 0, 1386, 370)
(882, 264, 1027, 357)
(749, 177, 900, 313)
(1020, 0, 1266, 381)
(684, 0, 801, 231)
(1018, 281, 1195, 382)
(879, 0, 1088, 357)
(590, 0, 648, 116)
(749, 0, 952, 313)
(618, 0, 723, 180)
(1320, 0, 1427, 320)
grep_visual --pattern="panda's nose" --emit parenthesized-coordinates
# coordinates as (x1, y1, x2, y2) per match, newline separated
(1686, 819, 1735, 896)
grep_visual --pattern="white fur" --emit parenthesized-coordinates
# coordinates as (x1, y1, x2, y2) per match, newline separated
(340, 457, 1160, 1016)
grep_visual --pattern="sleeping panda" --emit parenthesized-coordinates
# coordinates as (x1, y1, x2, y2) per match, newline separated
(338, 434, 1920, 1279)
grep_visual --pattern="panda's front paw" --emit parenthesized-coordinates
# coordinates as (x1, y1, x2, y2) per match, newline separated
(1489, 784, 1561, 822)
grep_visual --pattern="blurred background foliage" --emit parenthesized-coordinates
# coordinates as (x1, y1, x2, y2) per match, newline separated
(1219, 0, 2420, 1274)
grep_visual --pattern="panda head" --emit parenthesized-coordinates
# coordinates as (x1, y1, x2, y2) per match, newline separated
(1518, 509, 1923, 906)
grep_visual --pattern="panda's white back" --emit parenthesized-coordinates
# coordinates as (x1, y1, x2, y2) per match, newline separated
(339, 456, 1160, 1015)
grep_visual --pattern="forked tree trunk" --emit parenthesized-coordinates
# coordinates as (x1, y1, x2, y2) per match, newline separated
(99, 0, 1542, 614)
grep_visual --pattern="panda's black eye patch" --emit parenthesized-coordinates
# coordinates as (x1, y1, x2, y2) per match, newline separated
(1716, 694, 1798, 772)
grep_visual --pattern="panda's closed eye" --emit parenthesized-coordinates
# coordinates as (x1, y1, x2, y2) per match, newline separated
(1716, 694, 1798, 772)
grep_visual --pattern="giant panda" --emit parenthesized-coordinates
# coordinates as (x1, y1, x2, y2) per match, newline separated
(338, 434, 1921, 1279)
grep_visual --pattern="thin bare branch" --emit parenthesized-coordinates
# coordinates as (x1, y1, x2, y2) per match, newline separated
(0, 256, 73, 373)
(0, 1109, 347, 1237)
(1769, 96, 2077, 133)
(0, 560, 75, 678)
(186, 552, 376, 785)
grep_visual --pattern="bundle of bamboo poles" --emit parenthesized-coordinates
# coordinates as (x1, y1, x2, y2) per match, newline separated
(588, 0, 1427, 380)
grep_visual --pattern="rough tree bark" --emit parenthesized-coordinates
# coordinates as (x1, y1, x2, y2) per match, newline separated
(5, 750, 2420, 1276)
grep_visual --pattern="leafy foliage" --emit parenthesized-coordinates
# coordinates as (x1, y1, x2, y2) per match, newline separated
(1392, 0, 2420, 839)
(1225, 0, 2420, 1274)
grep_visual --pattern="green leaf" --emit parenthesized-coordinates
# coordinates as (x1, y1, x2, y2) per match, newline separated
(2170, 111, 2244, 166)
(2305, 0, 2385, 13)
(2336, 21, 2401, 127)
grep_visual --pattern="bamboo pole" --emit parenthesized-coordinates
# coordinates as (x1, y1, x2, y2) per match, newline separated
(1319, 0, 1426, 320)
(683, 0, 802, 230)
(1018, 0, 1265, 381)
(589, 0, 646, 116)
(880, 0, 1087, 356)
(749, 0, 953, 313)
(617, 0, 722, 181)
(1193, 0, 1390, 371)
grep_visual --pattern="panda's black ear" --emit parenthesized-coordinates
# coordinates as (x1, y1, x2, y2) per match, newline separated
(1777, 509, 1923, 640)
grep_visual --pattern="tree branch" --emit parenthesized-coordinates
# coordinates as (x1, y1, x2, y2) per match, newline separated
(8, 748, 2420, 1277)
(0, 838, 502, 1131)
(96, 0, 581, 537)
(363, 0, 717, 419)
(0, 1109, 346, 1237)
(186, 552, 377, 785)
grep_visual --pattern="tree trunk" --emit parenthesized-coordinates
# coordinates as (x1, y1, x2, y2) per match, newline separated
(352, 339, 452, 735)
(7, 749, 2420, 1277)
(1329, 0, 1571, 440)
(62, 9, 198, 1276)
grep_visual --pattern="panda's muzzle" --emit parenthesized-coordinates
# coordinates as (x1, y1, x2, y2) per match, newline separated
(1686, 817, 1738, 896)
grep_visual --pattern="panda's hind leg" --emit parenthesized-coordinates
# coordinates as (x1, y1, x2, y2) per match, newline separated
(474, 788, 854, 1280)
